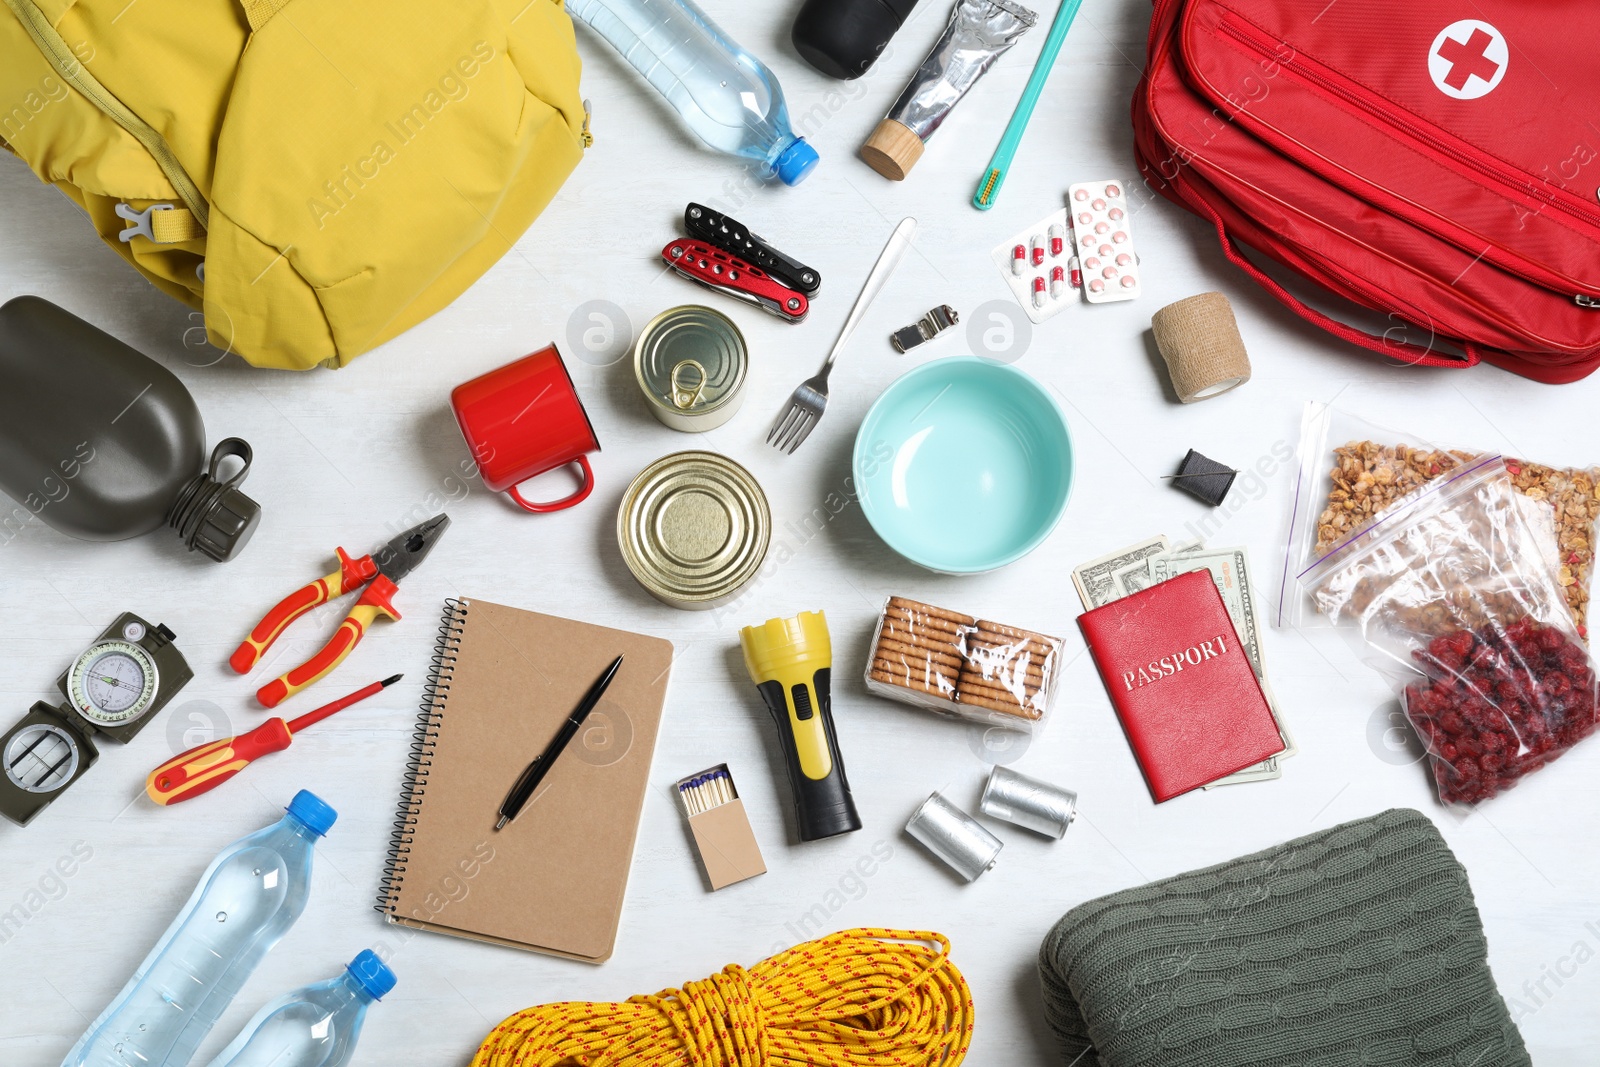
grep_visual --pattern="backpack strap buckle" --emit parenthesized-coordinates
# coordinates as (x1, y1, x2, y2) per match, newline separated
(116, 202, 203, 244)
(116, 201, 172, 242)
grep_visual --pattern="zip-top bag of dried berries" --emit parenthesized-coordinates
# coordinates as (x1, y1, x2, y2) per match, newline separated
(1279, 402, 1597, 636)
(1298, 453, 1597, 804)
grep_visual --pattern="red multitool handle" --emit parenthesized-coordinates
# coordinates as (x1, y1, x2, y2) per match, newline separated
(256, 576, 400, 708)
(662, 240, 809, 322)
(230, 548, 377, 674)
(145, 718, 294, 805)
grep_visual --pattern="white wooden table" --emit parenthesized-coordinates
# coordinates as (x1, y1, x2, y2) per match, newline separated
(2, 1, 1597, 1063)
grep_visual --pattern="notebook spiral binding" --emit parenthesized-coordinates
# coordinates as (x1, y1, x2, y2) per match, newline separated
(375, 598, 469, 914)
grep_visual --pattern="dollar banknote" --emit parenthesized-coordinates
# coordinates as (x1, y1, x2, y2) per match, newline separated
(1071, 535, 1170, 610)
(1112, 559, 1158, 598)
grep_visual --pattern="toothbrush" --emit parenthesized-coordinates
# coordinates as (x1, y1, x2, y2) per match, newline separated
(972, 0, 1086, 210)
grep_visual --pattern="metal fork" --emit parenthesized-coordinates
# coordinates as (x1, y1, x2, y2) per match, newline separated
(767, 217, 918, 454)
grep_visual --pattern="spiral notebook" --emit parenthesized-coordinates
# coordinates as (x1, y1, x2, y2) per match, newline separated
(375, 598, 674, 963)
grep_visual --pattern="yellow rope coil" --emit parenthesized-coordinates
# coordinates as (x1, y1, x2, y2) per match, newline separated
(471, 927, 974, 1067)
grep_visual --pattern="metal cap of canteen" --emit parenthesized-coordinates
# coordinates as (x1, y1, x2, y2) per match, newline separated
(167, 438, 261, 562)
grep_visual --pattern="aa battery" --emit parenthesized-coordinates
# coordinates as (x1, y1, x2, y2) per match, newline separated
(979, 765, 1077, 839)
(905, 791, 1001, 882)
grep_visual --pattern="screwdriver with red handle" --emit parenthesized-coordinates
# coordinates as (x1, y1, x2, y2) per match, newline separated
(145, 675, 401, 806)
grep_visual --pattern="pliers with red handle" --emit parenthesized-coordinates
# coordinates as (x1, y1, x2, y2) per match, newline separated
(230, 514, 450, 707)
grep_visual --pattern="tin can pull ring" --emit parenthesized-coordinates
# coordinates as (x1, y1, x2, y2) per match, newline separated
(669, 359, 708, 410)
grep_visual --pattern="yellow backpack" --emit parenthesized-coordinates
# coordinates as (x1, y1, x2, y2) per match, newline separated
(0, 0, 587, 369)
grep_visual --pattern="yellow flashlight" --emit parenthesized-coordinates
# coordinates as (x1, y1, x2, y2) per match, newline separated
(739, 610, 861, 841)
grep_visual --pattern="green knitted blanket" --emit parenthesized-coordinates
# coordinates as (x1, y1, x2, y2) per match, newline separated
(1038, 809, 1529, 1067)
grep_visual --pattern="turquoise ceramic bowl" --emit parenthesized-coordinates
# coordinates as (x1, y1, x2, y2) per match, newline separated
(853, 357, 1073, 573)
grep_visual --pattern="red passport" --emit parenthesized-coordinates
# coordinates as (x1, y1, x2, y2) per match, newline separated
(1078, 570, 1284, 802)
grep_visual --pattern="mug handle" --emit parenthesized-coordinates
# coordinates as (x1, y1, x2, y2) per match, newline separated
(507, 456, 596, 514)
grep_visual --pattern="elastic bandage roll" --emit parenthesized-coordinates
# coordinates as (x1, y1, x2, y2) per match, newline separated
(1152, 291, 1252, 403)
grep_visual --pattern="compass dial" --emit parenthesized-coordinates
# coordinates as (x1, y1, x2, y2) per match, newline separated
(68, 640, 159, 726)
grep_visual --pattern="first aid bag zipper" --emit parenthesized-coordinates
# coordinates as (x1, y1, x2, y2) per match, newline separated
(1216, 13, 1600, 301)
(1217, 14, 1600, 235)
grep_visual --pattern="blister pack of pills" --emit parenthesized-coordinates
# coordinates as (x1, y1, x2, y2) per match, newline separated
(990, 207, 1073, 324)
(1068, 179, 1140, 304)
(991, 181, 1141, 322)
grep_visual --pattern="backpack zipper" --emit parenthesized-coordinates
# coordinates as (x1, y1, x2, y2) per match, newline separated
(1217, 15, 1600, 237)
(3, 0, 209, 228)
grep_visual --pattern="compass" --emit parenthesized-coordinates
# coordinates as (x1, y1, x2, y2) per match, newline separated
(0, 612, 191, 827)
(68, 638, 160, 726)
(55, 615, 189, 743)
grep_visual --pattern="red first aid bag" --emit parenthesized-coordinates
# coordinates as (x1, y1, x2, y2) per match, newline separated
(1134, 0, 1600, 382)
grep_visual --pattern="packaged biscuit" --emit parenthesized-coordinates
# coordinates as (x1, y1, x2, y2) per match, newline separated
(864, 595, 1061, 730)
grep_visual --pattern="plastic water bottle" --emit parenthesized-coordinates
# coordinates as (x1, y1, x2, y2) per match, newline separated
(61, 791, 337, 1067)
(201, 951, 395, 1067)
(566, 0, 819, 185)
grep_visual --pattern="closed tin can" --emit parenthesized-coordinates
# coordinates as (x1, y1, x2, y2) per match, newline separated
(905, 791, 1001, 882)
(617, 451, 770, 610)
(634, 306, 748, 432)
(980, 765, 1076, 839)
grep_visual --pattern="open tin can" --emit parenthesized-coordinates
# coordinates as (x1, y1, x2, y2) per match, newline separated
(634, 306, 748, 432)
(617, 451, 770, 610)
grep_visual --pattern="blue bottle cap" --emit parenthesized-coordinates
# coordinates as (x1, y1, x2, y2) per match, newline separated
(285, 790, 337, 837)
(347, 953, 396, 1004)
(776, 139, 819, 186)
(347, 949, 397, 1000)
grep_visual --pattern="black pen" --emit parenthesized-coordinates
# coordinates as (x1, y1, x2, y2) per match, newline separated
(495, 654, 623, 831)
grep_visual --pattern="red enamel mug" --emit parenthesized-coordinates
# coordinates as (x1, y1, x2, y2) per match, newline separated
(451, 345, 600, 513)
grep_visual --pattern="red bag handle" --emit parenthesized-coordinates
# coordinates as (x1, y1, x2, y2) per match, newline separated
(1186, 186, 1479, 370)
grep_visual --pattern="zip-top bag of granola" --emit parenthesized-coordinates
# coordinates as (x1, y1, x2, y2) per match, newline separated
(1298, 454, 1597, 805)
(1277, 402, 1598, 634)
